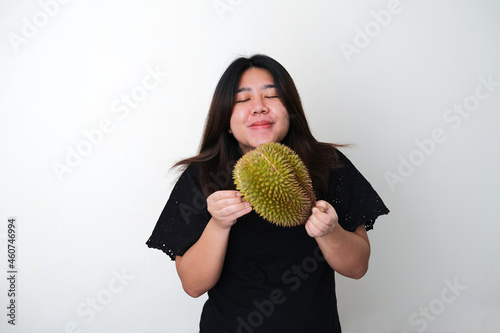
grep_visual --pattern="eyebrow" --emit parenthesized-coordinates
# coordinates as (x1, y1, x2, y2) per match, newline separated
(236, 84, 276, 93)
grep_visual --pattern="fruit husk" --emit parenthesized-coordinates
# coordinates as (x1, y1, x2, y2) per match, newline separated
(233, 142, 316, 227)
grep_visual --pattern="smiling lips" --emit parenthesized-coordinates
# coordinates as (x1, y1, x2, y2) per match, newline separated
(249, 120, 273, 130)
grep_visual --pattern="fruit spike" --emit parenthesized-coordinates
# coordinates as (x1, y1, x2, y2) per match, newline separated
(233, 142, 316, 227)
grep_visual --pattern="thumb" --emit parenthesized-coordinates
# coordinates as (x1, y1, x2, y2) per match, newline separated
(314, 200, 329, 213)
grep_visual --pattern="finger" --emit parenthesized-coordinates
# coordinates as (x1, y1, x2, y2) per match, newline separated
(215, 196, 246, 209)
(209, 190, 240, 201)
(218, 201, 251, 218)
(305, 219, 326, 238)
(315, 200, 330, 212)
(315, 201, 339, 224)
(312, 214, 330, 231)
(208, 191, 243, 208)
(228, 202, 252, 219)
(311, 207, 331, 225)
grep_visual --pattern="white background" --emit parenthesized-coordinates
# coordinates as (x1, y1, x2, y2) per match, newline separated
(1, 1, 500, 332)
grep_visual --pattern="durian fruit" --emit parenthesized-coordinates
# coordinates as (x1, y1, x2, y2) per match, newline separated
(233, 142, 316, 227)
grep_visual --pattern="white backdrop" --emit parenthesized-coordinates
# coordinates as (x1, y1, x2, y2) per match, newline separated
(1, 1, 500, 332)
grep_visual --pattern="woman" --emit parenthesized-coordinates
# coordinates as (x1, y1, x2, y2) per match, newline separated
(146, 54, 389, 332)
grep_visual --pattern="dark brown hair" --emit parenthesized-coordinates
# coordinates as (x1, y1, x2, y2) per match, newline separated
(174, 54, 342, 197)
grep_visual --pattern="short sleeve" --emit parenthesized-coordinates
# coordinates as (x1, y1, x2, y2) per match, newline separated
(327, 150, 389, 232)
(146, 164, 211, 260)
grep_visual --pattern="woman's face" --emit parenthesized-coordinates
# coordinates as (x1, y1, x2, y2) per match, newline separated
(229, 67, 290, 154)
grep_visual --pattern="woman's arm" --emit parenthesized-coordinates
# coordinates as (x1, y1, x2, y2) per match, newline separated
(175, 190, 251, 298)
(305, 201, 371, 279)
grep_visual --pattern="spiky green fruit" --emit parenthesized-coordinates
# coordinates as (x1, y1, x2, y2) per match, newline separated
(233, 142, 316, 227)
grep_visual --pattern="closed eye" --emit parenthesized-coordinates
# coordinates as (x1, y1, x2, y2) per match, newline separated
(235, 98, 250, 103)
(265, 96, 279, 99)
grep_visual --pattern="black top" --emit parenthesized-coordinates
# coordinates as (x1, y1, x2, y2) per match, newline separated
(146, 150, 389, 333)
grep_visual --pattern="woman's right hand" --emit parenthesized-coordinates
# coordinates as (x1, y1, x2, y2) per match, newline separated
(206, 190, 252, 228)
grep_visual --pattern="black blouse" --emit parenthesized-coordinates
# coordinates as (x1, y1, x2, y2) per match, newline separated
(146, 149, 389, 333)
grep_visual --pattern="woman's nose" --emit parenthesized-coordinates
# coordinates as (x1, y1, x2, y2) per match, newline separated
(251, 97, 269, 115)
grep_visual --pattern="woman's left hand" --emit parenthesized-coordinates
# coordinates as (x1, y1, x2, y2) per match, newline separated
(305, 200, 339, 238)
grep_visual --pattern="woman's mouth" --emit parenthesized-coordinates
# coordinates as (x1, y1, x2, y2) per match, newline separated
(249, 120, 273, 130)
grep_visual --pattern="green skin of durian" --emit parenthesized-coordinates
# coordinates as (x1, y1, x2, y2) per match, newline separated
(233, 142, 316, 227)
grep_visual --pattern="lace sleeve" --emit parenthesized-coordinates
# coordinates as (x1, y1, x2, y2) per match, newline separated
(327, 150, 389, 232)
(146, 165, 211, 260)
